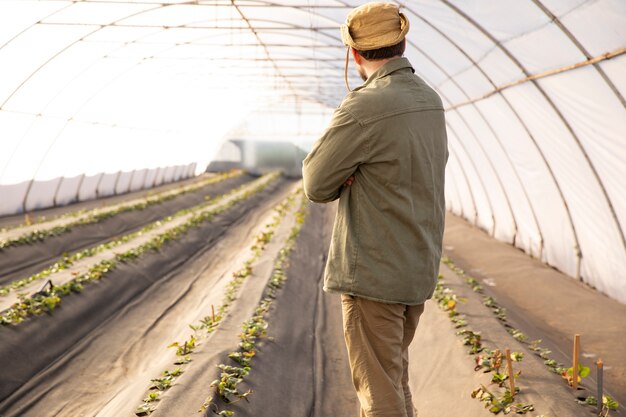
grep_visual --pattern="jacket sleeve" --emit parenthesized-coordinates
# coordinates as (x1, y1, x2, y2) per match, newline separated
(302, 107, 368, 203)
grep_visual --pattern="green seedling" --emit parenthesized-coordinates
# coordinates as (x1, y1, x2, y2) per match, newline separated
(472, 384, 534, 414)
(144, 392, 160, 403)
(562, 363, 590, 386)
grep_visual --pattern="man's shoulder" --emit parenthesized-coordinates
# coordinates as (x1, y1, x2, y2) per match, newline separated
(339, 73, 443, 126)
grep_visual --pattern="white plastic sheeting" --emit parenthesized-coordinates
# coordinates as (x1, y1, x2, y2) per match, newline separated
(0, 0, 624, 303)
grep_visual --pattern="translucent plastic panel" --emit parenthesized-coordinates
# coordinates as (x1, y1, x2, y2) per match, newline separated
(33, 121, 101, 179)
(403, 0, 495, 62)
(24, 177, 63, 212)
(256, 0, 345, 6)
(117, 4, 247, 28)
(0, 24, 98, 106)
(115, 171, 134, 194)
(600, 54, 626, 100)
(91, 0, 194, 3)
(446, 153, 476, 222)
(437, 79, 467, 105)
(258, 31, 338, 47)
(98, 172, 119, 198)
(137, 28, 224, 45)
(452, 65, 493, 99)
(0, 116, 67, 184)
(55, 174, 84, 206)
(446, 111, 515, 243)
(560, 0, 626, 56)
(456, 104, 541, 253)
(107, 42, 170, 59)
(41, 2, 155, 25)
(0, 183, 30, 216)
(476, 95, 576, 273)
(478, 47, 525, 86)
(446, 127, 494, 233)
(308, 6, 352, 24)
(42, 57, 139, 119)
(400, 47, 448, 87)
(85, 26, 161, 43)
(264, 45, 340, 60)
(444, 168, 463, 216)
(447, 0, 550, 42)
(503, 81, 626, 298)
(155, 167, 169, 187)
(504, 22, 586, 74)
(539, 66, 626, 240)
(143, 168, 159, 189)
(238, 6, 340, 27)
(162, 166, 176, 184)
(405, 15, 473, 76)
(0, 1, 69, 47)
(78, 174, 102, 202)
(0, 111, 37, 182)
(155, 43, 261, 59)
(538, 0, 589, 16)
(5, 40, 124, 114)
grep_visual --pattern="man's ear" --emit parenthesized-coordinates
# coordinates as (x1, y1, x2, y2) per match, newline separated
(351, 47, 362, 65)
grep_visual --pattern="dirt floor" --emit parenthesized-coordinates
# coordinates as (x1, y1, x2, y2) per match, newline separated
(1, 185, 623, 417)
(443, 212, 626, 410)
(205, 202, 360, 417)
(0, 179, 294, 415)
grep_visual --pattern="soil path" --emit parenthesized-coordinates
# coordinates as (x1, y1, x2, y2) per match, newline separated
(211, 202, 360, 417)
(0, 179, 293, 416)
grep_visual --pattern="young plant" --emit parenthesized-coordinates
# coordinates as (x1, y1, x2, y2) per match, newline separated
(577, 394, 620, 417)
(562, 363, 590, 387)
(471, 384, 534, 414)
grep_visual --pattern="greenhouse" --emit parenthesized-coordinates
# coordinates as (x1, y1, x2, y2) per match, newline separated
(0, 1, 624, 416)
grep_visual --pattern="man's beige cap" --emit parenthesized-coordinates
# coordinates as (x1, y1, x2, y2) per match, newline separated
(340, 2, 410, 51)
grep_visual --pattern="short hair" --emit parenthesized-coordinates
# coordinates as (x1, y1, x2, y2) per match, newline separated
(356, 39, 406, 60)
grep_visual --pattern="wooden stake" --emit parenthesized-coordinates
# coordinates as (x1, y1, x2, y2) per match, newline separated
(572, 334, 581, 389)
(597, 359, 604, 415)
(505, 348, 515, 397)
(211, 304, 216, 323)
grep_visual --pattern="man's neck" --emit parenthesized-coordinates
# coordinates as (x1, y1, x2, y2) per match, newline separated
(362, 56, 402, 79)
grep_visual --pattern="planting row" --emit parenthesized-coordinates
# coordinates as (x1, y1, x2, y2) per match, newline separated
(438, 257, 620, 416)
(0, 171, 241, 250)
(0, 173, 280, 325)
(205, 192, 306, 416)
(133, 186, 306, 417)
(0, 177, 292, 414)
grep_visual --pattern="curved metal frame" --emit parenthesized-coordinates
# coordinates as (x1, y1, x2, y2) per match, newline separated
(439, 0, 625, 274)
(445, 120, 496, 235)
(406, 2, 580, 271)
(447, 148, 477, 223)
(1, 0, 624, 283)
(399, 14, 545, 254)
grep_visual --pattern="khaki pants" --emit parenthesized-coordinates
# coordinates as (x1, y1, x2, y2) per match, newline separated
(341, 294, 425, 417)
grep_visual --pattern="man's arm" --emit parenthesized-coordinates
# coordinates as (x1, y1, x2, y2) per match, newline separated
(302, 108, 368, 203)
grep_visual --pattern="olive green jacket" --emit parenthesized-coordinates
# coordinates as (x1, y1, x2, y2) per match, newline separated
(302, 57, 448, 305)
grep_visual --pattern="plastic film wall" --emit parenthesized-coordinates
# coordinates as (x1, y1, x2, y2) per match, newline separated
(0, 0, 624, 303)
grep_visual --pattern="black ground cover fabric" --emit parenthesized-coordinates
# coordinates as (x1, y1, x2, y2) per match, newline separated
(0, 175, 252, 286)
(208, 202, 360, 417)
(0, 178, 288, 409)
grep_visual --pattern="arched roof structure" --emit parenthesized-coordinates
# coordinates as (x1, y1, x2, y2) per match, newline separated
(0, 0, 624, 303)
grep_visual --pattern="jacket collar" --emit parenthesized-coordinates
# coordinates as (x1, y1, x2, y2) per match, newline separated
(354, 57, 414, 91)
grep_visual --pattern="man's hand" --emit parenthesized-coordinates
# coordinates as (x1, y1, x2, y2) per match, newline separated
(343, 175, 355, 187)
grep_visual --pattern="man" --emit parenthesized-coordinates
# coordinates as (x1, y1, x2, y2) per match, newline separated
(302, 3, 448, 417)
